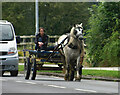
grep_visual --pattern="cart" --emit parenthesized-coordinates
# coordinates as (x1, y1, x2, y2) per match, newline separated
(23, 36, 69, 80)
(24, 49, 63, 80)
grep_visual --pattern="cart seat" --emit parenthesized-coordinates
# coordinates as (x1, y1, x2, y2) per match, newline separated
(29, 50, 59, 58)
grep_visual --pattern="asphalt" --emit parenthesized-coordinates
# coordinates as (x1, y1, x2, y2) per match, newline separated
(1, 73, 119, 94)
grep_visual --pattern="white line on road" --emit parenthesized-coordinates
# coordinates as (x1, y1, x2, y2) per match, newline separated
(16, 81, 23, 83)
(75, 88, 97, 93)
(52, 76, 63, 79)
(48, 85, 66, 89)
(16, 81, 36, 85)
(0, 78, 7, 81)
(25, 81, 36, 85)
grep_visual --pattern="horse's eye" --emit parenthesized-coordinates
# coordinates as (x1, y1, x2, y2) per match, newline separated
(82, 30, 83, 33)
(74, 30, 77, 35)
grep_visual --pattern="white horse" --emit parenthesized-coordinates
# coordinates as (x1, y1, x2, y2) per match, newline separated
(58, 23, 85, 81)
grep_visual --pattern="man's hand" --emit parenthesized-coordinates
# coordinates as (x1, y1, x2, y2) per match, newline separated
(38, 42, 44, 47)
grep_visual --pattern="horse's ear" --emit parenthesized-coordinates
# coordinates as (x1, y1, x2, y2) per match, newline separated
(80, 23, 83, 26)
(73, 24, 76, 27)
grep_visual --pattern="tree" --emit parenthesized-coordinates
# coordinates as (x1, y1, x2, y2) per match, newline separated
(2, 2, 35, 35)
(87, 2, 120, 67)
(2, 2, 93, 35)
(39, 2, 93, 35)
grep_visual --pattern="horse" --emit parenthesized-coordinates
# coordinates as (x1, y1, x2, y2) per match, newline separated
(58, 23, 85, 81)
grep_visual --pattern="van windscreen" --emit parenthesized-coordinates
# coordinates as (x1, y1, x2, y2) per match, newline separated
(0, 24, 14, 41)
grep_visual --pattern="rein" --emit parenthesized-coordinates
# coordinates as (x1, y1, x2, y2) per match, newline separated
(46, 35, 69, 61)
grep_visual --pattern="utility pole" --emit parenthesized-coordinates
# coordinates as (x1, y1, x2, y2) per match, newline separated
(35, 0, 39, 35)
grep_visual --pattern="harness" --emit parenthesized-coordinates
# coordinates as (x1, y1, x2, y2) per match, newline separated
(46, 35, 69, 61)
(59, 34, 81, 50)
(68, 43, 78, 49)
(46, 33, 83, 61)
(59, 35, 70, 50)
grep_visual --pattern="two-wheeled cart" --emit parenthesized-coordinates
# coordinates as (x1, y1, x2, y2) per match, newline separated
(24, 49, 63, 80)
(24, 36, 69, 80)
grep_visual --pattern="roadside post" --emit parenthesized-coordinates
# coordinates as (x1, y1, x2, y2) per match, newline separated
(35, 0, 39, 35)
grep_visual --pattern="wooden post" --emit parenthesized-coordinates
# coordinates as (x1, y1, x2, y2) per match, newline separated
(23, 38, 26, 50)
(31, 37, 34, 49)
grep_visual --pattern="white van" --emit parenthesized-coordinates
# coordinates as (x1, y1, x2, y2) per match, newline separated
(0, 20, 20, 76)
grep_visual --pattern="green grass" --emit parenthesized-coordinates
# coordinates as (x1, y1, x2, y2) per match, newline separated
(38, 70, 62, 73)
(18, 65, 119, 78)
(82, 69, 119, 78)
(18, 65, 24, 71)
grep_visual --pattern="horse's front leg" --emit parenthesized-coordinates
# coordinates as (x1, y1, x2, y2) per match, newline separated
(60, 54, 66, 74)
(69, 62, 75, 81)
(75, 56, 83, 81)
(64, 57, 70, 81)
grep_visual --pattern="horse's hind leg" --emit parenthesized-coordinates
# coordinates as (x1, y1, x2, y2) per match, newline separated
(79, 56, 84, 76)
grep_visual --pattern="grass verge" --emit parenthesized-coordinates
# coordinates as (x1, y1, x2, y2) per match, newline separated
(19, 65, 24, 71)
(82, 69, 119, 78)
(18, 65, 119, 78)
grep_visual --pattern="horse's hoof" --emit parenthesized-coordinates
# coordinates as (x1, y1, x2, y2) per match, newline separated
(75, 77, 82, 82)
(75, 79, 81, 82)
(69, 77, 74, 81)
(69, 72, 74, 81)
(69, 79, 74, 81)
(64, 74, 69, 81)
(64, 78, 68, 81)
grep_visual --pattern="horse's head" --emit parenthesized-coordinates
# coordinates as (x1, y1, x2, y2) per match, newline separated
(70, 23, 83, 41)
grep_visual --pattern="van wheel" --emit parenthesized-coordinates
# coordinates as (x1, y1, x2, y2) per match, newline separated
(10, 70, 18, 76)
(2, 71, 4, 76)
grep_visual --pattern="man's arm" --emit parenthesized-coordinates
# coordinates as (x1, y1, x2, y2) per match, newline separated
(44, 35, 48, 46)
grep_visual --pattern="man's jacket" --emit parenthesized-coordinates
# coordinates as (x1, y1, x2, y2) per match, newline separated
(35, 33, 48, 49)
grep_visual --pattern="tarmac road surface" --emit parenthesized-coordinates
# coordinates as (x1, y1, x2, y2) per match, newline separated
(1, 73, 119, 94)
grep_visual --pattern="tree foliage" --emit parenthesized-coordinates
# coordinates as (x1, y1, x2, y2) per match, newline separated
(2, 2, 35, 35)
(87, 2, 120, 67)
(2, 2, 93, 35)
(39, 2, 93, 35)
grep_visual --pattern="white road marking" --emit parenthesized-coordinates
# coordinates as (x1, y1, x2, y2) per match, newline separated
(0, 78, 7, 81)
(75, 88, 97, 93)
(48, 85, 66, 89)
(16, 81, 23, 83)
(16, 81, 36, 85)
(25, 81, 36, 85)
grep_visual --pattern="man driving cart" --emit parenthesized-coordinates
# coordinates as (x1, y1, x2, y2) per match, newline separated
(35, 27, 48, 51)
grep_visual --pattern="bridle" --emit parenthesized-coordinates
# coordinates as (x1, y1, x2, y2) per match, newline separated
(73, 26, 83, 41)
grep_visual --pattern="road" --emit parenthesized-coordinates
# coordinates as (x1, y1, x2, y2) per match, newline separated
(1, 73, 119, 94)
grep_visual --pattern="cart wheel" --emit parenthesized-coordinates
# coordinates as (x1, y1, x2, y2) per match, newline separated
(31, 58, 37, 80)
(24, 58, 31, 80)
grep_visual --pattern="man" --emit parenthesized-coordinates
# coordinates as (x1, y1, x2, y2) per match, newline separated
(35, 27, 48, 51)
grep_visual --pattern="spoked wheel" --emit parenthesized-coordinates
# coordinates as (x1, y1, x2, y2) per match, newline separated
(24, 58, 31, 80)
(31, 58, 37, 80)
